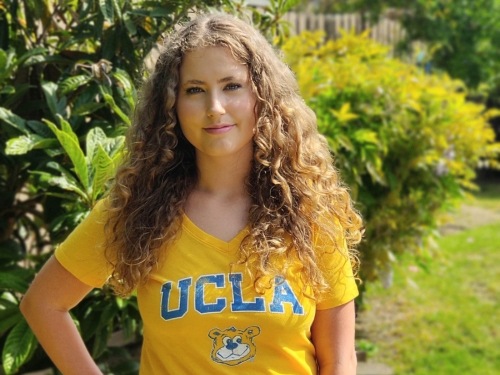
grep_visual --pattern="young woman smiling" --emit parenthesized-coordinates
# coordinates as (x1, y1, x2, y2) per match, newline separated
(21, 13, 363, 375)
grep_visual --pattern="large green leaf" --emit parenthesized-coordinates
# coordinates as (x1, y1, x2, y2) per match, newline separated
(44, 119, 89, 191)
(112, 69, 136, 111)
(59, 75, 92, 96)
(86, 127, 107, 163)
(47, 176, 88, 201)
(103, 136, 125, 159)
(0, 272, 29, 294)
(92, 323, 110, 359)
(41, 80, 59, 117)
(46, 161, 81, 187)
(111, 0, 122, 20)
(5, 134, 58, 155)
(26, 120, 55, 138)
(100, 86, 131, 126)
(99, 0, 114, 21)
(0, 107, 29, 134)
(56, 96, 68, 118)
(281, 0, 302, 13)
(121, 312, 134, 341)
(123, 12, 137, 35)
(2, 320, 38, 375)
(44, 147, 66, 157)
(91, 144, 113, 200)
(99, 300, 119, 327)
(0, 307, 23, 337)
(58, 115, 79, 145)
(81, 309, 102, 341)
(72, 102, 105, 116)
(23, 54, 72, 67)
(17, 47, 48, 67)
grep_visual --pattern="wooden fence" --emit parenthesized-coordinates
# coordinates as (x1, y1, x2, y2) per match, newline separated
(282, 12, 404, 45)
(145, 10, 423, 69)
(281, 11, 423, 61)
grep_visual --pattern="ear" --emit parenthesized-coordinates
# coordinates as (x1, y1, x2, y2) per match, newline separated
(245, 326, 261, 338)
(209, 328, 223, 340)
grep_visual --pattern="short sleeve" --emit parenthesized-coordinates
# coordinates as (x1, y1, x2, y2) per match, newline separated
(54, 198, 115, 288)
(314, 218, 359, 310)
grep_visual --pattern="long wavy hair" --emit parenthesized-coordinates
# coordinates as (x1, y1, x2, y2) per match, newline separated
(104, 13, 363, 298)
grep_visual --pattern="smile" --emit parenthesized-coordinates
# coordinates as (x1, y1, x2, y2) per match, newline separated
(203, 125, 235, 134)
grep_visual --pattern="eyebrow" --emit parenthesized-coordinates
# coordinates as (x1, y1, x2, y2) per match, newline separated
(183, 76, 237, 86)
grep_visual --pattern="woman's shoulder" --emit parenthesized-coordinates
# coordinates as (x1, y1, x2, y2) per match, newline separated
(53, 196, 117, 288)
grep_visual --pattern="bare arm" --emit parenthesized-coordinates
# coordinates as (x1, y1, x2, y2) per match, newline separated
(20, 256, 102, 375)
(311, 299, 357, 375)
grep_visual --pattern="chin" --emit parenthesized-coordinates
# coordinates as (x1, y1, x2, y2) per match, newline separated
(200, 148, 240, 158)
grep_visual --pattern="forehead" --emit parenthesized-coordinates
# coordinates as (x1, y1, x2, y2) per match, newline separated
(179, 46, 249, 81)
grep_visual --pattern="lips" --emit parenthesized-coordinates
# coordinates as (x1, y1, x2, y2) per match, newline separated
(204, 124, 235, 129)
(203, 124, 235, 134)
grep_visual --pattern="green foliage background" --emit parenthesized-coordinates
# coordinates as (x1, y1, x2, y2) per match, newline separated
(0, 0, 299, 373)
(298, 0, 500, 106)
(0, 0, 499, 373)
(282, 29, 499, 295)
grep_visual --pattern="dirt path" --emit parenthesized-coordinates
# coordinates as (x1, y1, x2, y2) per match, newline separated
(439, 204, 500, 235)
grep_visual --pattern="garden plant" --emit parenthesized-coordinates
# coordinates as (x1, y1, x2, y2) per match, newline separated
(282, 29, 500, 294)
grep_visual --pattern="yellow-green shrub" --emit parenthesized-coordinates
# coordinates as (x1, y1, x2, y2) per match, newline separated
(282, 29, 500, 293)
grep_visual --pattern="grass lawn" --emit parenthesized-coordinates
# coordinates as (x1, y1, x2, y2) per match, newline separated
(357, 209, 500, 374)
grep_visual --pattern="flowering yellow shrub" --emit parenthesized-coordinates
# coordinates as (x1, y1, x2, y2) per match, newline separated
(283, 29, 500, 290)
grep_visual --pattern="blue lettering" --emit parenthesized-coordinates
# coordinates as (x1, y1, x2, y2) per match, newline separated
(160, 277, 192, 321)
(229, 273, 266, 312)
(195, 274, 227, 314)
(269, 277, 304, 314)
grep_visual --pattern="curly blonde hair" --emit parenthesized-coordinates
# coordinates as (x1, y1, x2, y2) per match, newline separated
(104, 13, 363, 299)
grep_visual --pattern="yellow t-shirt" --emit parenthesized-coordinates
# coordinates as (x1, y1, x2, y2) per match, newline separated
(55, 199, 358, 375)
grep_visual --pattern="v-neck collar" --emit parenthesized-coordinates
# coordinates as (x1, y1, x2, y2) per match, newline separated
(182, 214, 250, 253)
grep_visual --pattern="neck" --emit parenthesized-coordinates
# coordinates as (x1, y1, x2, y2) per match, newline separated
(194, 147, 253, 202)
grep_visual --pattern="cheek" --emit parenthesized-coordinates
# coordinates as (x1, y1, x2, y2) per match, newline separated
(231, 95, 257, 126)
(176, 98, 194, 126)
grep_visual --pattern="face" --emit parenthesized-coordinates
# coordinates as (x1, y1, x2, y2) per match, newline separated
(176, 46, 257, 159)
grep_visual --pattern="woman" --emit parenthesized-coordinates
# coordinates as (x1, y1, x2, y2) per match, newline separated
(21, 13, 363, 375)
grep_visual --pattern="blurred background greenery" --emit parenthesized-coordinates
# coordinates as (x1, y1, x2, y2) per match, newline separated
(0, 0, 499, 374)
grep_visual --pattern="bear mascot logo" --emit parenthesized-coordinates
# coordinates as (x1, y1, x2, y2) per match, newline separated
(208, 326, 261, 366)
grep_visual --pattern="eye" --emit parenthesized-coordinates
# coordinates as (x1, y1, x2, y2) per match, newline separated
(186, 87, 203, 94)
(225, 83, 242, 91)
(234, 335, 242, 344)
(186, 83, 241, 95)
(222, 337, 231, 345)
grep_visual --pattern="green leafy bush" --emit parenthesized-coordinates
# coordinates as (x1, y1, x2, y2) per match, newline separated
(300, 0, 500, 90)
(0, 0, 301, 373)
(282, 29, 500, 294)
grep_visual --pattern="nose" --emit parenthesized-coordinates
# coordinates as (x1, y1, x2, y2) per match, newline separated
(206, 92, 226, 118)
(225, 340, 238, 350)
